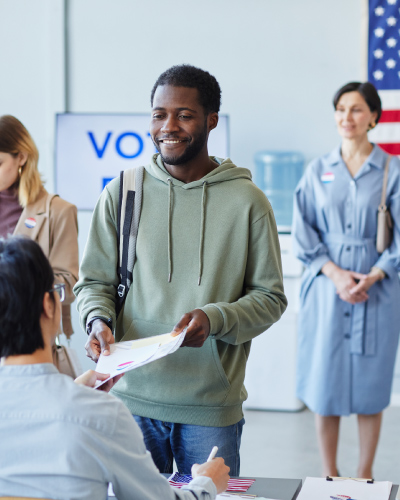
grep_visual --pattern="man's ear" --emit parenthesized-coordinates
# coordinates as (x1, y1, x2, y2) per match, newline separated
(42, 292, 55, 320)
(207, 112, 219, 133)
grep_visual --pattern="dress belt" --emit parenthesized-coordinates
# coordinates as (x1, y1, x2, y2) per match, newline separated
(321, 233, 375, 247)
(321, 232, 377, 356)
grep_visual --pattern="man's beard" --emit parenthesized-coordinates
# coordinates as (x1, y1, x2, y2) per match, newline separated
(154, 121, 208, 166)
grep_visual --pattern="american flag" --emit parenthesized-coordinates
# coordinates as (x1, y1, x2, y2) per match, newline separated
(168, 472, 255, 492)
(367, 0, 400, 155)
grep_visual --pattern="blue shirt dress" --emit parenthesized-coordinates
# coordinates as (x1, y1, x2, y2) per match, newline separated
(293, 145, 400, 416)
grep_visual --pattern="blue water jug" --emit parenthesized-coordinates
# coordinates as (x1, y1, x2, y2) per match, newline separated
(254, 151, 304, 230)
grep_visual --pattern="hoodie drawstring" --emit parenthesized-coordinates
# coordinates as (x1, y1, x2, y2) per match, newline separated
(166, 178, 207, 286)
(167, 178, 173, 283)
(198, 181, 207, 286)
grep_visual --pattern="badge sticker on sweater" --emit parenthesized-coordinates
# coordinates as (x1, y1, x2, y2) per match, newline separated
(321, 172, 335, 183)
(24, 217, 36, 229)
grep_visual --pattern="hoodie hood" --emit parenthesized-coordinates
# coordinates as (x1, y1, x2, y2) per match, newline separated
(144, 154, 253, 286)
(145, 154, 252, 187)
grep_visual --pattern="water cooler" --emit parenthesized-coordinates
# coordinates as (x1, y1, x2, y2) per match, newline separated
(244, 151, 304, 411)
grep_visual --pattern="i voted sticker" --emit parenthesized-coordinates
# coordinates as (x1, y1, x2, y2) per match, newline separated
(321, 172, 335, 183)
(24, 217, 36, 229)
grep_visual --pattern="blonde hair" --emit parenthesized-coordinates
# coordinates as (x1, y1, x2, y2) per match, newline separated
(0, 115, 44, 207)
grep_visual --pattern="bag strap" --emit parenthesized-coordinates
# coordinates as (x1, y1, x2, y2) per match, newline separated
(116, 166, 144, 315)
(379, 155, 392, 212)
(126, 165, 144, 285)
(117, 170, 124, 260)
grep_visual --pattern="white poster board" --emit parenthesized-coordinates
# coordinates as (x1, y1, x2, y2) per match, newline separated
(55, 113, 229, 210)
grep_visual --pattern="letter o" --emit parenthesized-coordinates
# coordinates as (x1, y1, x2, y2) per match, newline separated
(115, 132, 144, 159)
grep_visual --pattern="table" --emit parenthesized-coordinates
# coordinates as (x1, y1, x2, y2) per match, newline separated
(390, 484, 399, 500)
(109, 477, 398, 499)
(223, 480, 398, 500)
(231, 477, 302, 499)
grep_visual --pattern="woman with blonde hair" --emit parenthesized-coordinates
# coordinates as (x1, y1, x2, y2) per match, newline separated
(0, 114, 78, 344)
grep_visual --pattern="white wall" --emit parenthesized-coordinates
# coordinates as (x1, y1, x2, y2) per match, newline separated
(67, 0, 363, 168)
(0, 0, 65, 189)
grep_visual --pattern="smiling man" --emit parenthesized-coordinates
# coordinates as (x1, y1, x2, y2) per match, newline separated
(74, 65, 287, 475)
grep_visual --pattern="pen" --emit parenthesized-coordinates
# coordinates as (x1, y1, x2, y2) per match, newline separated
(207, 446, 218, 462)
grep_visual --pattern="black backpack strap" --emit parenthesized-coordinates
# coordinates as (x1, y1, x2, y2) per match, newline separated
(117, 190, 135, 306)
(116, 167, 144, 317)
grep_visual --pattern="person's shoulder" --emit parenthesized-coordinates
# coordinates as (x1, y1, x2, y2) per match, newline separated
(246, 180, 273, 214)
(104, 175, 121, 199)
(50, 374, 127, 435)
(297, 151, 336, 189)
(225, 174, 273, 220)
(50, 194, 77, 213)
(220, 161, 272, 211)
(32, 189, 76, 218)
(306, 150, 335, 174)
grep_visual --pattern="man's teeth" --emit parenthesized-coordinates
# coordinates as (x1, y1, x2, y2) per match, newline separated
(162, 140, 182, 144)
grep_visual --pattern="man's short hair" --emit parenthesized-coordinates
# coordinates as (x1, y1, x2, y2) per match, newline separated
(0, 237, 54, 357)
(150, 64, 221, 114)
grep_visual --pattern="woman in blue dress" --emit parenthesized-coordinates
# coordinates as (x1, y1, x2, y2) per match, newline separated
(293, 82, 400, 478)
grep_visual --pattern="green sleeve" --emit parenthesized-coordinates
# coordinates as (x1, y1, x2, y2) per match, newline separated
(200, 209, 287, 345)
(74, 181, 120, 332)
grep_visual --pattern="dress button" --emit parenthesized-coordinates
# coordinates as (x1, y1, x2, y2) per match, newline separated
(344, 334, 351, 339)
(344, 312, 350, 317)
(347, 224, 351, 229)
(346, 246, 351, 251)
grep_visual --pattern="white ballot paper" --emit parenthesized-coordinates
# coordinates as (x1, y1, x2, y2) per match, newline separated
(297, 477, 392, 500)
(95, 329, 186, 388)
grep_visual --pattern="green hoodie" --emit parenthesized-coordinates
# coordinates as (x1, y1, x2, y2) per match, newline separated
(75, 155, 287, 427)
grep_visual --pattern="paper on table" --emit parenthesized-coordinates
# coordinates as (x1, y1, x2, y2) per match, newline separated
(95, 329, 186, 388)
(297, 477, 392, 500)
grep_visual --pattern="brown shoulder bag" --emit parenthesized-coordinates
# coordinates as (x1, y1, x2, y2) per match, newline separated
(376, 155, 393, 253)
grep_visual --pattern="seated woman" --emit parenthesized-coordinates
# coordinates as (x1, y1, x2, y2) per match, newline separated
(0, 237, 229, 500)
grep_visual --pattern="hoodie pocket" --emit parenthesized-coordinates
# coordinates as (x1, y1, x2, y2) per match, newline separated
(116, 323, 232, 407)
(210, 338, 230, 391)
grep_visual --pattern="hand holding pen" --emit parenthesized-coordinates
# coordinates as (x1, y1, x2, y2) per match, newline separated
(192, 445, 230, 494)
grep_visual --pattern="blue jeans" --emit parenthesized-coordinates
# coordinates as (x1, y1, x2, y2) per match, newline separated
(133, 416, 245, 475)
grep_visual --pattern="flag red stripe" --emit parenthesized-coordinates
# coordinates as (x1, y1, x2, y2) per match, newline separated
(379, 110, 400, 123)
(377, 143, 400, 155)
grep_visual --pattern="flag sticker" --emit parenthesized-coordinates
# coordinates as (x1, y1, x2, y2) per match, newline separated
(24, 218, 36, 229)
(168, 473, 255, 492)
(321, 172, 335, 183)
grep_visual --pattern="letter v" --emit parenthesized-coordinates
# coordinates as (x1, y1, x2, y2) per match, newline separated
(87, 131, 112, 158)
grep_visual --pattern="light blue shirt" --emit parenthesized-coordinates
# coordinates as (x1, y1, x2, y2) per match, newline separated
(0, 363, 216, 500)
(293, 145, 400, 415)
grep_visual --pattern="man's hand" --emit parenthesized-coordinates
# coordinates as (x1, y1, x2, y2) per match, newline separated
(85, 319, 115, 362)
(172, 309, 210, 348)
(192, 458, 230, 494)
(322, 261, 368, 304)
(74, 370, 124, 392)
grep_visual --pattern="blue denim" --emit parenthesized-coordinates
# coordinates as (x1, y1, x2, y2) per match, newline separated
(133, 416, 245, 475)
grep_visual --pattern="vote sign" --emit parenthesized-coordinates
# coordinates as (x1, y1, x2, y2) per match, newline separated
(55, 113, 230, 210)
